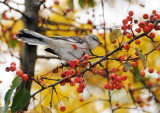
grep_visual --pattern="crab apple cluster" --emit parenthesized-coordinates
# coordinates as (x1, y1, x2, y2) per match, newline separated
(5, 62, 28, 81)
(104, 72, 127, 91)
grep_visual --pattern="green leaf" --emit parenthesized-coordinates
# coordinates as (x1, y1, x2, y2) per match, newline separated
(110, 29, 122, 43)
(4, 89, 13, 113)
(11, 88, 30, 112)
(68, 0, 74, 10)
(11, 77, 22, 90)
(89, 0, 96, 7)
(78, 0, 85, 8)
(124, 62, 132, 72)
(133, 66, 141, 82)
(135, 47, 147, 69)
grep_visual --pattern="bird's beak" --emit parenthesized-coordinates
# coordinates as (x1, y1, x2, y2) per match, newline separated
(99, 41, 103, 45)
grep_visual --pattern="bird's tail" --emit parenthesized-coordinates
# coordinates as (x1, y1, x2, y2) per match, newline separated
(14, 29, 48, 45)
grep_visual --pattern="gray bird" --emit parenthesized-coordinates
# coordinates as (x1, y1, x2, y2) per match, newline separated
(15, 29, 102, 61)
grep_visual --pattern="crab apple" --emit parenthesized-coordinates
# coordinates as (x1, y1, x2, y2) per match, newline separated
(115, 84, 122, 90)
(72, 44, 77, 50)
(73, 59, 79, 66)
(104, 83, 110, 89)
(64, 70, 71, 76)
(111, 67, 117, 73)
(5, 67, 10, 72)
(138, 22, 145, 28)
(135, 51, 139, 56)
(84, 54, 89, 60)
(64, 76, 71, 82)
(143, 13, 148, 19)
(121, 75, 127, 81)
(123, 44, 130, 50)
(121, 25, 127, 30)
(127, 34, 132, 39)
(143, 26, 149, 33)
(11, 62, 16, 66)
(148, 23, 154, 29)
(134, 19, 138, 24)
(70, 69, 76, 75)
(128, 10, 134, 16)
(79, 83, 86, 89)
(60, 81, 66, 86)
(152, 10, 156, 14)
(70, 81, 75, 86)
(10, 65, 16, 72)
(110, 73, 117, 80)
(53, 68, 58, 73)
(116, 76, 122, 83)
(61, 72, 65, 78)
(126, 16, 132, 21)
(77, 87, 83, 93)
(79, 77, 84, 83)
(148, 68, 154, 73)
(87, 20, 92, 24)
(68, 60, 74, 67)
(122, 19, 128, 25)
(81, 60, 88, 67)
(80, 97, 84, 102)
(135, 39, 140, 45)
(99, 71, 104, 76)
(74, 77, 80, 83)
(60, 106, 66, 112)
(16, 70, 23, 77)
(118, 55, 125, 62)
(21, 74, 28, 81)
(109, 85, 115, 90)
(93, 69, 98, 74)
(140, 71, 145, 77)
(149, 32, 155, 39)
(65, 8, 71, 13)
(122, 66, 126, 72)
(110, 80, 117, 85)
(112, 40, 116, 44)
(76, 70, 81, 76)
(131, 61, 137, 68)
(135, 28, 141, 33)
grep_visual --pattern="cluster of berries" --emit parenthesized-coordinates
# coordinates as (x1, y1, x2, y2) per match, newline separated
(5, 62, 28, 81)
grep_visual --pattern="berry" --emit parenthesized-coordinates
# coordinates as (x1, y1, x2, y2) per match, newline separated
(135, 39, 140, 45)
(152, 10, 156, 14)
(118, 55, 125, 62)
(122, 66, 126, 72)
(149, 32, 155, 39)
(121, 75, 127, 81)
(68, 60, 75, 68)
(64, 70, 71, 76)
(148, 68, 154, 73)
(134, 19, 138, 24)
(122, 19, 128, 25)
(104, 83, 110, 89)
(84, 54, 89, 60)
(53, 68, 58, 73)
(140, 71, 145, 77)
(143, 26, 149, 33)
(126, 16, 132, 21)
(73, 59, 79, 66)
(72, 44, 77, 50)
(10, 65, 16, 72)
(127, 34, 132, 39)
(135, 28, 141, 33)
(112, 40, 116, 44)
(135, 51, 139, 56)
(60, 81, 66, 86)
(109, 73, 117, 80)
(21, 74, 28, 81)
(143, 13, 148, 19)
(138, 22, 145, 28)
(128, 10, 134, 16)
(64, 76, 71, 82)
(70, 81, 75, 86)
(80, 97, 84, 102)
(16, 70, 23, 77)
(65, 8, 71, 13)
(70, 69, 76, 75)
(77, 87, 83, 93)
(148, 23, 154, 29)
(87, 20, 92, 24)
(74, 77, 80, 83)
(111, 67, 117, 73)
(131, 61, 137, 68)
(123, 44, 130, 50)
(60, 106, 66, 112)
(109, 85, 114, 90)
(99, 71, 104, 76)
(11, 62, 16, 66)
(61, 72, 65, 78)
(93, 69, 98, 74)
(81, 60, 88, 67)
(79, 83, 86, 89)
(115, 84, 122, 90)
(121, 25, 127, 30)
(5, 67, 10, 72)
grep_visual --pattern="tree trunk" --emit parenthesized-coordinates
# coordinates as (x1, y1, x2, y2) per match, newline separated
(18, 0, 40, 110)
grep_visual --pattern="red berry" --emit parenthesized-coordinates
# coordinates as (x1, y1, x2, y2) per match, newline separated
(122, 19, 128, 25)
(60, 106, 66, 112)
(109, 85, 114, 90)
(84, 54, 89, 60)
(99, 71, 104, 76)
(21, 74, 28, 81)
(104, 83, 110, 89)
(134, 19, 138, 24)
(68, 60, 75, 68)
(149, 32, 155, 39)
(87, 20, 92, 24)
(53, 68, 58, 73)
(93, 69, 98, 74)
(10, 65, 16, 72)
(109, 73, 117, 80)
(127, 34, 132, 39)
(64, 70, 71, 76)
(121, 75, 127, 81)
(138, 22, 145, 28)
(111, 67, 117, 73)
(81, 60, 88, 67)
(118, 55, 125, 62)
(5, 67, 10, 72)
(128, 10, 134, 16)
(143, 13, 148, 19)
(73, 59, 79, 66)
(60, 81, 66, 86)
(135, 39, 140, 45)
(80, 97, 84, 102)
(61, 72, 65, 78)
(148, 68, 154, 73)
(143, 26, 149, 33)
(112, 40, 116, 44)
(135, 51, 139, 56)
(152, 10, 156, 14)
(79, 83, 86, 89)
(16, 70, 23, 77)
(122, 66, 126, 72)
(72, 44, 77, 50)
(77, 87, 83, 93)
(123, 44, 130, 50)
(135, 28, 141, 33)
(121, 25, 127, 30)
(64, 76, 71, 83)
(140, 71, 145, 77)
(74, 77, 80, 83)
(11, 62, 16, 66)
(116, 76, 122, 83)
(131, 61, 137, 68)
(148, 23, 154, 29)
(126, 16, 132, 21)
(115, 84, 122, 90)
(70, 81, 75, 86)
(65, 8, 71, 13)
(70, 69, 76, 75)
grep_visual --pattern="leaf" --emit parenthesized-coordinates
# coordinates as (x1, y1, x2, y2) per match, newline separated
(133, 66, 141, 82)
(121, 81, 129, 93)
(124, 62, 132, 72)
(135, 47, 147, 69)
(4, 89, 12, 113)
(11, 88, 30, 112)
(89, 0, 95, 7)
(41, 106, 52, 113)
(110, 29, 122, 43)
(11, 77, 22, 90)
(78, 0, 85, 8)
(68, 0, 74, 10)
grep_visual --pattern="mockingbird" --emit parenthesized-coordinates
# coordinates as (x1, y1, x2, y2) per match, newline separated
(15, 29, 102, 61)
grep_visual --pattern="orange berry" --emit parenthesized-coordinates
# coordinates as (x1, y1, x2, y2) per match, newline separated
(148, 68, 154, 73)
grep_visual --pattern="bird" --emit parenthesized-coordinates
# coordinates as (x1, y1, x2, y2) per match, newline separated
(14, 29, 102, 61)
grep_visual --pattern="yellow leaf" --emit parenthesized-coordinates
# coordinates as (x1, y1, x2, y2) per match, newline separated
(121, 81, 129, 93)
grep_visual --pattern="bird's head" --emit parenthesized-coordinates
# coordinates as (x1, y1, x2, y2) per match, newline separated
(85, 34, 102, 50)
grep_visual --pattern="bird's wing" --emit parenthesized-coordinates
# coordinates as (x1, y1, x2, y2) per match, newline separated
(49, 36, 86, 44)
